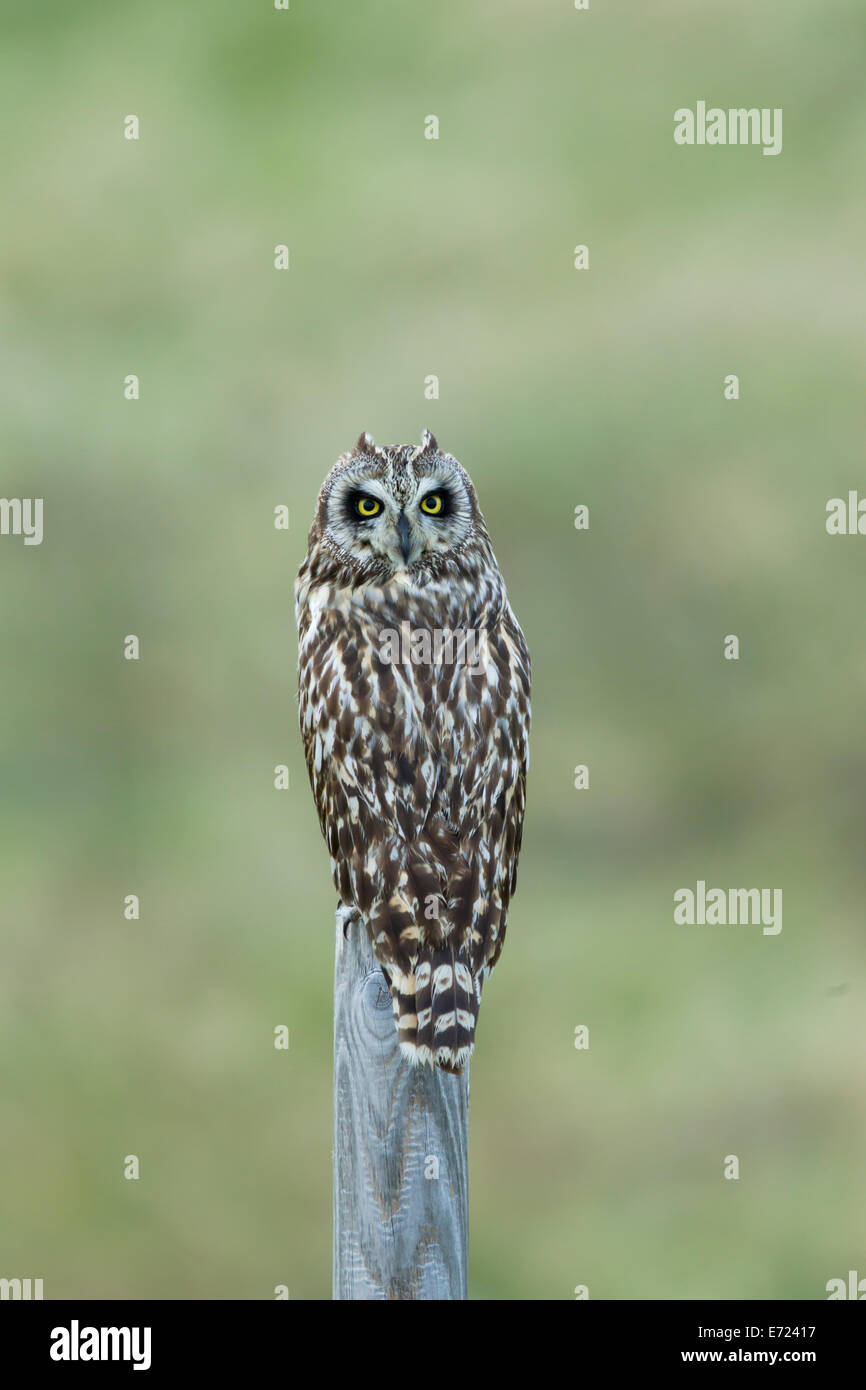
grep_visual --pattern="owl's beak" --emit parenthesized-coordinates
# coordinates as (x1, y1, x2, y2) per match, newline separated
(396, 511, 413, 564)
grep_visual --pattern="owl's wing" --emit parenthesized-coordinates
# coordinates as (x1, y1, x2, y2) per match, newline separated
(439, 603, 531, 973)
(298, 603, 444, 970)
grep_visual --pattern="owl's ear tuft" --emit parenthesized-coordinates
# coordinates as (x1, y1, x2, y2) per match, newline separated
(355, 431, 376, 454)
(411, 429, 438, 461)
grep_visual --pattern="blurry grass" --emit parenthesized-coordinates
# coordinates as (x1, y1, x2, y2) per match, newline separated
(0, 0, 864, 1298)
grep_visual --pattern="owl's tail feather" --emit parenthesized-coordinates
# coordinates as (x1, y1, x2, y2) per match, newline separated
(388, 947, 481, 1075)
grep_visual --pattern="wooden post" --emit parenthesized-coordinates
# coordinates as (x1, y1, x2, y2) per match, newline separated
(332, 910, 470, 1300)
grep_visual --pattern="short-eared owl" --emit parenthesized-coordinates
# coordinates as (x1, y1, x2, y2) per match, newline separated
(295, 431, 530, 1073)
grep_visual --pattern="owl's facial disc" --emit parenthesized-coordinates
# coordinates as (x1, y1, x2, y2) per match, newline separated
(326, 476, 418, 569)
(326, 469, 471, 573)
(403, 479, 470, 564)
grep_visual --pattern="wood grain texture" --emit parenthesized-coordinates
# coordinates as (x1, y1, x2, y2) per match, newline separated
(333, 910, 470, 1300)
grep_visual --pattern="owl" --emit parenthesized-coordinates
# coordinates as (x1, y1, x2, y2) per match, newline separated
(295, 430, 530, 1073)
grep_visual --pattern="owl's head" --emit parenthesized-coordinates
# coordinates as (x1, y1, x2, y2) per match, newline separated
(311, 430, 487, 579)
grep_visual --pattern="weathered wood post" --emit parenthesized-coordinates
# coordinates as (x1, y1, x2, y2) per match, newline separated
(333, 910, 470, 1300)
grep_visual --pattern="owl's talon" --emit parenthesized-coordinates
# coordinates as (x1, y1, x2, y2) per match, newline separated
(336, 904, 358, 939)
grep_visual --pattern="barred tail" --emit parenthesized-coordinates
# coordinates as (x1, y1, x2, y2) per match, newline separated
(387, 947, 481, 1074)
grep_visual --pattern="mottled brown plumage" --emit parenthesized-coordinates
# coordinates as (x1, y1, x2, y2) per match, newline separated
(295, 431, 530, 1071)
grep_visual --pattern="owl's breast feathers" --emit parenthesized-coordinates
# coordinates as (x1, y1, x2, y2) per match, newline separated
(296, 555, 530, 1070)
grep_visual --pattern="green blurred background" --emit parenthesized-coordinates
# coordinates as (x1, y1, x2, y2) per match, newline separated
(1, 0, 864, 1299)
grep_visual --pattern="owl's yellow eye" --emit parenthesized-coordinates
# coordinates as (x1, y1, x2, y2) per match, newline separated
(355, 495, 382, 518)
(420, 493, 443, 515)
